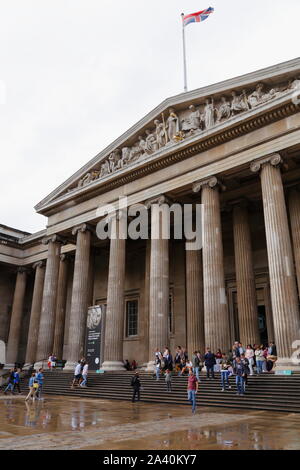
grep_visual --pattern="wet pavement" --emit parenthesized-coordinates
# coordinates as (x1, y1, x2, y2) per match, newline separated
(0, 395, 300, 450)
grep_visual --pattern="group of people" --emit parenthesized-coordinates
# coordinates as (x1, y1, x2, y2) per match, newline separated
(25, 369, 44, 401)
(3, 367, 21, 395)
(71, 358, 89, 388)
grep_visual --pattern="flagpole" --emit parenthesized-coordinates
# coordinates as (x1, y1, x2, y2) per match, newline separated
(181, 13, 188, 92)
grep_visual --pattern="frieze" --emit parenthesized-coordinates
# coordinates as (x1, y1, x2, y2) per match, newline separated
(65, 77, 299, 194)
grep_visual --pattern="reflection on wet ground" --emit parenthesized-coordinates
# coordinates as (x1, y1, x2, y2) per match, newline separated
(0, 395, 300, 450)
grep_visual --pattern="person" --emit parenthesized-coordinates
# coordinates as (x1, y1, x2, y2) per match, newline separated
(187, 369, 198, 414)
(238, 343, 245, 356)
(36, 368, 44, 399)
(47, 355, 52, 370)
(204, 348, 216, 379)
(71, 361, 82, 388)
(165, 369, 172, 392)
(191, 351, 201, 382)
(245, 345, 255, 375)
(268, 341, 277, 356)
(255, 345, 266, 374)
(131, 372, 141, 403)
(4, 368, 15, 395)
(220, 356, 231, 391)
(25, 372, 38, 402)
(240, 354, 250, 391)
(131, 360, 137, 370)
(154, 349, 162, 380)
(124, 360, 131, 371)
(80, 363, 89, 387)
(51, 354, 57, 369)
(215, 349, 223, 372)
(174, 347, 182, 373)
(13, 368, 21, 394)
(233, 357, 247, 396)
(232, 342, 240, 359)
(163, 347, 173, 371)
(180, 359, 193, 376)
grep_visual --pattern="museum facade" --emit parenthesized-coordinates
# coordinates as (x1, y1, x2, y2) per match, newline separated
(1, 58, 300, 370)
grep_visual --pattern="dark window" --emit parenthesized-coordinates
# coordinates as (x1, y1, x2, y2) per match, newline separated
(126, 300, 138, 337)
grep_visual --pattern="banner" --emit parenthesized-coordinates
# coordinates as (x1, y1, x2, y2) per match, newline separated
(85, 305, 106, 370)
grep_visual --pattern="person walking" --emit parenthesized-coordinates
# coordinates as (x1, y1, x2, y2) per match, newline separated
(155, 352, 162, 380)
(165, 369, 172, 392)
(71, 361, 82, 388)
(80, 363, 89, 387)
(233, 357, 246, 396)
(36, 368, 44, 399)
(187, 370, 198, 414)
(13, 368, 21, 394)
(3, 368, 15, 395)
(131, 372, 141, 403)
(204, 348, 216, 379)
(191, 351, 201, 382)
(25, 372, 39, 402)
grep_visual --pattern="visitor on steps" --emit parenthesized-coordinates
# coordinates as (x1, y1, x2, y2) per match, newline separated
(36, 368, 44, 399)
(187, 369, 198, 414)
(191, 351, 201, 382)
(245, 345, 255, 375)
(204, 348, 216, 379)
(220, 356, 231, 391)
(71, 361, 82, 388)
(165, 369, 172, 392)
(240, 354, 250, 391)
(131, 371, 141, 402)
(25, 372, 38, 401)
(255, 345, 266, 374)
(3, 368, 15, 395)
(80, 362, 89, 387)
(13, 368, 21, 394)
(233, 357, 247, 396)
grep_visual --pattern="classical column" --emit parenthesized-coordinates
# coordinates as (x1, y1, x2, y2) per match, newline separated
(193, 177, 230, 353)
(64, 224, 92, 369)
(6, 268, 28, 366)
(25, 261, 46, 365)
(147, 196, 170, 367)
(52, 254, 69, 360)
(289, 188, 300, 297)
(232, 201, 260, 346)
(35, 235, 65, 366)
(251, 154, 300, 367)
(102, 215, 126, 371)
(185, 248, 205, 354)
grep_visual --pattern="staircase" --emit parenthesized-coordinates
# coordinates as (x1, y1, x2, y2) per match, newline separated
(17, 370, 300, 413)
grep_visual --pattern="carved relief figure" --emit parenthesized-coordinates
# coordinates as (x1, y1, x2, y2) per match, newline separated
(231, 90, 249, 115)
(145, 129, 158, 153)
(154, 119, 167, 148)
(121, 147, 131, 166)
(181, 104, 202, 132)
(216, 96, 231, 123)
(203, 98, 215, 129)
(78, 170, 100, 188)
(100, 159, 110, 178)
(166, 108, 180, 142)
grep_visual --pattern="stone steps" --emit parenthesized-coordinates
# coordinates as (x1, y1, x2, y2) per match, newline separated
(14, 371, 300, 413)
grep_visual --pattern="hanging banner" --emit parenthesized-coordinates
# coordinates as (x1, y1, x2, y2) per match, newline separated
(85, 305, 106, 371)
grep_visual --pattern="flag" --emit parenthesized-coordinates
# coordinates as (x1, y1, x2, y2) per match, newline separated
(182, 7, 214, 27)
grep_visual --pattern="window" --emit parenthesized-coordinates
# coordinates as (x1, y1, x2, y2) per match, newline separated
(126, 300, 138, 337)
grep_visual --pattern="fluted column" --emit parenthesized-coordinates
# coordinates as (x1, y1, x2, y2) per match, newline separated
(147, 196, 170, 366)
(6, 268, 28, 366)
(36, 235, 65, 366)
(64, 224, 92, 369)
(25, 262, 46, 365)
(186, 248, 204, 354)
(193, 177, 230, 353)
(53, 254, 69, 359)
(289, 188, 300, 297)
(102, 216, 126, 371)
(251, 154, 300, 366)
(232, 202, 260, 346)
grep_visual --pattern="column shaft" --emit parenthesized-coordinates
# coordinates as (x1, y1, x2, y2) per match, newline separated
(186, 249, 204, 354)
(260, 161, 300, 360)
(25, 263, 45, 364)
(6, 269, 27, 365)
(201, 184, 230, 352)
(289, 189, 300, 297)
(102, 218, 126, 370)
(53, 256, 69, 359)
(233, 205, 260, 346)
(36, 239, 62, 363)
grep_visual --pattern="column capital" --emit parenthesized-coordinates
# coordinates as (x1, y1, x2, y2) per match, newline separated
(16, 266, 30, 274)
(145, 195, 173, 209)
(71, 223, 94, 237)
(32, 260, 46, 270)
(192, 176, 226, 193)
(42, 234, 67, 246)
(250, 153, 283, 174)
(60, 253, 71, 262)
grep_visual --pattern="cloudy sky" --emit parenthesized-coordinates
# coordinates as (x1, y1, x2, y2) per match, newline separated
(1, 0, 299, 233)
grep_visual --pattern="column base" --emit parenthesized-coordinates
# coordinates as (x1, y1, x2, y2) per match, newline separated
(101, 361, 125, 371)
(274, 357, 300, 371)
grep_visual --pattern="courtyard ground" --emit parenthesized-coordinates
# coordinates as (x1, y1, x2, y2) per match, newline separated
(0, 395, 299, 450)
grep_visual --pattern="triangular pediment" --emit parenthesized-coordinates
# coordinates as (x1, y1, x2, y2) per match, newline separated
(35, 58, 300, 215)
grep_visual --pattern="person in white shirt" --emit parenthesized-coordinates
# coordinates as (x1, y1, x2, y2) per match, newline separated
(245, 345, 255, 375)
(71, 361, 82, 388)
(80, 363, 89, 387)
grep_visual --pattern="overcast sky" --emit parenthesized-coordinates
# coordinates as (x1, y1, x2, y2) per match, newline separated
(1, 0, 299, 233)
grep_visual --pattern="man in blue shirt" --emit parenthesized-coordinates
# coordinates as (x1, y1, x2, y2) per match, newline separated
(36, 368, 44, 400)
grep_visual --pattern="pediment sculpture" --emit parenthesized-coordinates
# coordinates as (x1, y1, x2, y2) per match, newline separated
(69, 76, 300, 192)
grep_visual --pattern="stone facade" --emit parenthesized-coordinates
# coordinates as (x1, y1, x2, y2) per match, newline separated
(1, 59, 300, 369)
